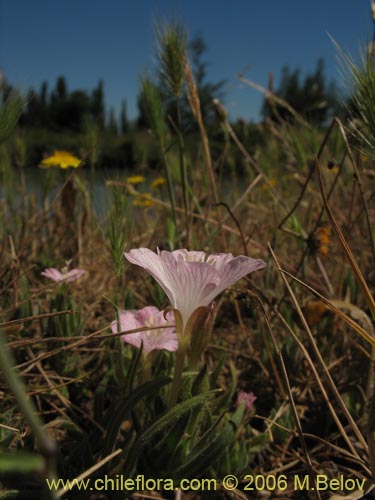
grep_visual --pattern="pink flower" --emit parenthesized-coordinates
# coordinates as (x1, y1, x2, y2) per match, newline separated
(41, 267, 85, 283)
(111, 306, 178, 356)
(236, 391, 257, 411)
(124, 248, 266, 331)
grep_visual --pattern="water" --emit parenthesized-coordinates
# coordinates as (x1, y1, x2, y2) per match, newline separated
(1, 166, 243, 220)
(2, 167, 140, 218)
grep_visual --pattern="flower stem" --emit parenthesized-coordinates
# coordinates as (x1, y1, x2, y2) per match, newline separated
(168, 343, 187, 409)
(142, 355, 152, 382)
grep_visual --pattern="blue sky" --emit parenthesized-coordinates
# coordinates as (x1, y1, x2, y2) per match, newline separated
(0, 0, 372, 122)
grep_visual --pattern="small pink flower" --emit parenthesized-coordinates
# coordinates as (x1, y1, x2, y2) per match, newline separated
(41, 267, 85, 283)
(111, 306, 178, 356)
(236, 391, 257, 411)
(124, 248, 266, 331)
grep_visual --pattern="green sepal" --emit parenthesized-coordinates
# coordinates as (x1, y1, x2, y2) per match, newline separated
(186, 306, 211, 368)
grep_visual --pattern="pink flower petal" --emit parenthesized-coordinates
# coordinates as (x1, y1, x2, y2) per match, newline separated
(41, 268, 63, 282)
(41, 267, 85, 283)
(125, 248, 175, 303)
(111, 306, 177, 356)
(64, 269, 86, 282)
(236, 391, 257, 411)
(125, 248, 266, 330)
(111, 311, 139, 334)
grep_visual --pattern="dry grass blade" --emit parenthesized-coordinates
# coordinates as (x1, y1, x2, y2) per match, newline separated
(278, 117, 337, 232)
(212, 202, 248, 255)
(277, 312, 363, 460)
(106, 180, 259, 241)
(0, 422, 22, 434)
(281, 269, 375, 347)
(315, 157, 375, 321)
(269, 243, 369, 453)
(328, 483, 375, 500)
(14, 323, 180, 370)
(183, 57, 219, 205)
(302, 432, 370, 470)
(213, 98, 289, 212)
(255, 295, 321, 499)
(237, 73, 312, 129)
(56, 448, 122, 498)
(221, 173, 263, 222)
(0, 310, 74, 329)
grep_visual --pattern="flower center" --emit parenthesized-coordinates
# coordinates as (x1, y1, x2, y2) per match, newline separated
(185, 255, 204, 262)
(143, 316, 166, 338)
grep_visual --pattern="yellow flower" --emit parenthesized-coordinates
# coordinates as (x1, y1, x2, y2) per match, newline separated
(39, 150, 82, 169)
(133, 193, 155, 207)
(126, 175, 145, 185)
(151, 176, 167, 189)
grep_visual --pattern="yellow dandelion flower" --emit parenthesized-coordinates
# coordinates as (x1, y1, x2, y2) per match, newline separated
(126, 175, 145, 185)
(151, 176, 167, 189)
(133, 193, 155, 207)
(39, 150, 82, 169)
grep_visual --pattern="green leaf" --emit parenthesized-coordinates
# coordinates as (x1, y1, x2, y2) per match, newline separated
(140, 413, 190, 474)
(125, 339, 144, 394)
(103, 376, 171, 457)
(166, 217, 176, 250)
(173, 419, 236, 479)
(213, 360, 237, 411)
(0, 491, 45, 500)
(186, 366, 211, 438)
(209, 354, 225, 387)
(0, 453, 43, 475)
(192, 365, 209, 396)
(176, 404, 246, 478)
(124, 392, 213, 477)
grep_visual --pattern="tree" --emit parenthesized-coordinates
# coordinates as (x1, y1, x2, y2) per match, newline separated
(51, 76, 68, 105)
(39, 81, 48, 108)
(262, 59, 339, 126)
(21, 77, 107, 132)
(91, 80, 105, 129)
(107, 107, 118, 135)
(120, 99, 129, 134)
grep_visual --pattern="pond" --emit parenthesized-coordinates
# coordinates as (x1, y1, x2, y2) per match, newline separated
(2, 167, 155, 218)
(1, 166, 244, 219)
